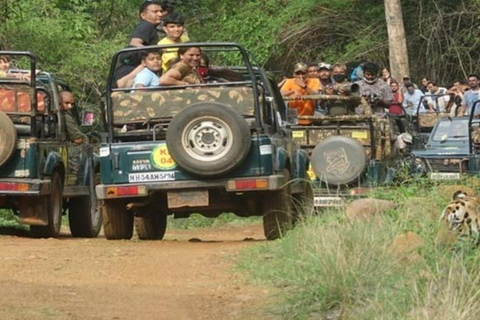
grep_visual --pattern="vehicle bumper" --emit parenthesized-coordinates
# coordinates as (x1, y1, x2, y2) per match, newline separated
(0, 178, 51, 196)
(96, 175, 285, 200)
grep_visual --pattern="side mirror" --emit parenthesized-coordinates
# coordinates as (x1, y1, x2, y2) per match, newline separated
(81, 110, 94, 126)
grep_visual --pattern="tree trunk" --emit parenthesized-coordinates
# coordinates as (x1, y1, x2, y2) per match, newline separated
(384, 0, 409, 81)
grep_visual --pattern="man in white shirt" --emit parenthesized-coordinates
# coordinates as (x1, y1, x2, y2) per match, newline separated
(458, 74, 480, 116)
(402, 83, 425, 116)
(425, 82, 450, 112)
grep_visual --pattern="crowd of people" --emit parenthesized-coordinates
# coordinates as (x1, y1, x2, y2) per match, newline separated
(114, 0, 204, 89)
(280, 60, 480, 124)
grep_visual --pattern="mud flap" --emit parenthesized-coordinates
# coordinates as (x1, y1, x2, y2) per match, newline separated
(16, 196, 49, 226)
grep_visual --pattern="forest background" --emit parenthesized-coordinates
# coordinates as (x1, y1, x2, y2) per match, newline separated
(0, 0, 479, 105)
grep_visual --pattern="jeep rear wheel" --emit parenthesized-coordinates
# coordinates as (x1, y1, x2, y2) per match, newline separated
(134, 212, 167, 240)
(166, 103, 251, 177)
(102, 200, 133, 240)
(262, 170, 293, 240)
(30, 172, 63, 238)
(0, 110, 17, 167)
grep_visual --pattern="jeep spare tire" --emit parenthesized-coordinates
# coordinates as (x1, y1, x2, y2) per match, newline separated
(311, 136, 367, 186)
(166, 102, 251, 177)
(0, 111, 17, 167)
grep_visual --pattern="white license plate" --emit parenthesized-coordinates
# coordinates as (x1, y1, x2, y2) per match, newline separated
(314, 196, 345, 207)
(429, 172, 460, 180)
(167, 190, 209, 209)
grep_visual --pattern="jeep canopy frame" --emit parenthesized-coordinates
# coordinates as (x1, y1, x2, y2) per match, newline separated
(105, 42, 263, 142)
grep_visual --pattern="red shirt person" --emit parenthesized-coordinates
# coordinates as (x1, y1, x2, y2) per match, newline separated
(281, 62, 320, 125)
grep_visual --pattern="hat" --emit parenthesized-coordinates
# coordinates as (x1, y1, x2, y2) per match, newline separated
(400, 132, 413, 144)
(403, 75, 410, 79)
(318, 62, 331, 70)
(294, 62, 307, 73)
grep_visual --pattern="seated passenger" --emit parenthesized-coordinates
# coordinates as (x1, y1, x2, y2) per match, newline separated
(160, 46, 202, 86)
(158, 12, 189, 72)
(133, 50, 162, 88)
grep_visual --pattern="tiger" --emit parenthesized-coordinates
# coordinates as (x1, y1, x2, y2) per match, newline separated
(440, 191, 480, 245)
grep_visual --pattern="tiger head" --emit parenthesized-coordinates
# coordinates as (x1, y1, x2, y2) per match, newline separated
(440, 191, 479, 237)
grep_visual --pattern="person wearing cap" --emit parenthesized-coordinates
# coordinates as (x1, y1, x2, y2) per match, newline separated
(355, 62, 393, 115)
(281, 62, 320, 125)
(400, 75, 419, 95)
(115, 0, 167, 88)
(318, 62, 333, 93)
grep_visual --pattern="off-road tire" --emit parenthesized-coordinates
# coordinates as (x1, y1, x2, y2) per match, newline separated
(166, 102, 251, 177)
(102, 200, 133, 240)
(134, 212, 167, 240)
(69, 196, 102, 238)
(0, 110, 17, 167)
(68, 165, 102, 238)
(262, 170, 293, 240)
(30, 172, 63, 238)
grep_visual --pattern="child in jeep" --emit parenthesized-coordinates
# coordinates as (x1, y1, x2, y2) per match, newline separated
(133, 50, 163, 88)
(158, 12, 189, 72)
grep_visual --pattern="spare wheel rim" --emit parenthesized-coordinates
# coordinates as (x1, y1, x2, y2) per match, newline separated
(181, 116, 234, 162)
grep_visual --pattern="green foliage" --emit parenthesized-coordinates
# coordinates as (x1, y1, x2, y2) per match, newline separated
(0, 0, 478, 106)
(237, 184, 480, 318)
(168, 212, 261, 230)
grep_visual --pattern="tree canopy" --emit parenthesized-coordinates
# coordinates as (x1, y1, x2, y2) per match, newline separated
(1, 0, 479, 102)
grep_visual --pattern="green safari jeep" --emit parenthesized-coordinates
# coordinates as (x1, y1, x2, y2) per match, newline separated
(96, 43, 312, 240)
(0, 52, 102, 237)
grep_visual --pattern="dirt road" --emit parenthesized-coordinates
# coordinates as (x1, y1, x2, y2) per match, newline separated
(0, 224, 274, 320)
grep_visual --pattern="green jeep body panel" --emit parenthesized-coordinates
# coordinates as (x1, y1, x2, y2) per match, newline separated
(97, 43, 311, 240)
(0, 51, 101, 237)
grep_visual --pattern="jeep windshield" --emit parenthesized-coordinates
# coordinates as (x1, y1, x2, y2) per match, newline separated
(431, 118, 469, 142)
(105, 43, 262, 139)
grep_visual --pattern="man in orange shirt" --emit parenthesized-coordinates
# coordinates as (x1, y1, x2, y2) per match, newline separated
(281, 62, 320, 125)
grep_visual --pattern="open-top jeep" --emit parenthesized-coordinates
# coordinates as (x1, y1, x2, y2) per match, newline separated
(0, 52, 102, 237)
(412, 93, 453, 148)
(96, 43, 312, 240)
(411, 100, 480, 180)
(287, 94, 404, 207)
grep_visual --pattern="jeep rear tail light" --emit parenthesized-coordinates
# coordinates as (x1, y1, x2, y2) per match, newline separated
(227, 179, 268, 191)
(0, 182, 30, 192)
(106, 185, 147, 197)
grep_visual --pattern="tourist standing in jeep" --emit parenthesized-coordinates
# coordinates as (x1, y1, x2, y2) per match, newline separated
(355, 62, 393, 115)
(115, 0, 165, 88)
(281, 62, 320, 124)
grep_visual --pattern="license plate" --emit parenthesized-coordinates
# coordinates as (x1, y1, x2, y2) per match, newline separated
(429, 172, 460, 180)
(314, 196, 345, 207)
(167, 190, 209, 209)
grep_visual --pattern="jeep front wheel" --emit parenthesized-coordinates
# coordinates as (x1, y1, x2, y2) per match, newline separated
(102, 200, 133, 240)
(166, 103, 251, 177)
(262, 170, 293, 240)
